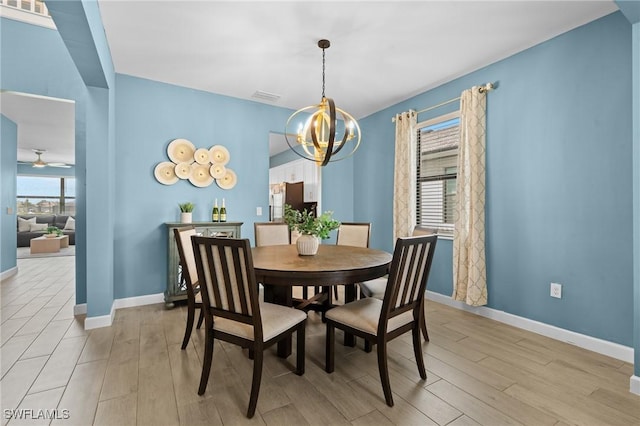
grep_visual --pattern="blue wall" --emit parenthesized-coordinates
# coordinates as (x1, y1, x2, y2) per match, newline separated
(1, 116, 18, 273)
(357, 12, 634, 346)
(113, 74, 296, 299)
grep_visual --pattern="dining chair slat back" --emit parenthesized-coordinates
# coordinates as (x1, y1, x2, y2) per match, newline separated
(193, 237, 255, 322)
(173, 226, 204, 349)
(359, 227, 437, 347)
(385, 236, 434, 315)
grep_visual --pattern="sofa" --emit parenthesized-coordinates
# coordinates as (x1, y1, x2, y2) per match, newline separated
(17, 214, 75, 247)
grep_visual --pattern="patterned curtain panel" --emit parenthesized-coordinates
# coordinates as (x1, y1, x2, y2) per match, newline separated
(393, 110, 417, 241)
(453, 87, 487, 306)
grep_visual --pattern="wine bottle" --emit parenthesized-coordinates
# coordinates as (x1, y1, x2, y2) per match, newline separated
(212, 199, 219, 222)
(220, 198, 227, 222)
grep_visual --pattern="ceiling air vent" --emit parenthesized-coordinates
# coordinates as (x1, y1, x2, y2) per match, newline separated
(252, 90, 281, 102)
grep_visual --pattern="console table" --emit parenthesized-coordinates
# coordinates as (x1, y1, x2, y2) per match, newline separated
(164, 221, 242, 307)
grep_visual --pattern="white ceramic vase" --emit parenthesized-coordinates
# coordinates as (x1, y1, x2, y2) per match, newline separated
(180, 212, 192, 223)
(296, 234, 319, 256)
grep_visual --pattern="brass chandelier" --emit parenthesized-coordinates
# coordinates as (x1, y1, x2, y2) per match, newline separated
(285, 39, 361, 166)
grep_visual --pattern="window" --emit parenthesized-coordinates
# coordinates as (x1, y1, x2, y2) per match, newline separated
(416, 112, 459, 236)
(16, 176, 76, 215)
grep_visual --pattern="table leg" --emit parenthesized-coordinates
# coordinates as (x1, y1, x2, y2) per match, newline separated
(263, 284, 293, 358)
(343, 284, 357, 347)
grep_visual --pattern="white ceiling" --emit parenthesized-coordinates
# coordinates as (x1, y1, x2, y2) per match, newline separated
(98, 0, 618, 119)
(2, 1, 619, 164)
(0, 91, 75, 165)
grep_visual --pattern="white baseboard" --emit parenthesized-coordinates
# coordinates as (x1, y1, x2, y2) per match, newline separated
(631, 375, 640, 395)
(84, 303, 115, 330)
(0, 266, 18, 281)
(83, 292, 164, 330)
(426, 290, 634, 364)
(113, 292, 165, 310)
(73, 303, 87, 316)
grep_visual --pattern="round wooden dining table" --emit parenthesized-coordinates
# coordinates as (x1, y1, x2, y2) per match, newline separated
(252, 244, 392, 357)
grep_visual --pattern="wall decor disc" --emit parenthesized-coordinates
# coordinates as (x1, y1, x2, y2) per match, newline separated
(209, 145, 230, 165)
(175, 162, 193, 179)
(154, 161, 179, 185)
(167, 138, 196, 163)
(216, 168, 237, 190)
(193, 148, 211, 164)
(189, 163, 214, 187)
(209, 164, 226, 179)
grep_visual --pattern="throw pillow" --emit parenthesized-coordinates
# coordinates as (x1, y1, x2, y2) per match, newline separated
(63, 216, 75, 231)
(18, 217, 36, 232)
(30, 223, 48, 232)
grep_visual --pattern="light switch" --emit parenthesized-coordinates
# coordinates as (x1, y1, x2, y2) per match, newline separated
(256, 207, 262, 216)
(7, 207, 13, 215)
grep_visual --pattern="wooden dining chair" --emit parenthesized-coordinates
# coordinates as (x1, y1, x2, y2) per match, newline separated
(359, 226, 436, 348)
(173, 226, 204, 350)
(325, 234, 437, 407)
(191, 236, 307, 418)
(332, 222, 371, 300)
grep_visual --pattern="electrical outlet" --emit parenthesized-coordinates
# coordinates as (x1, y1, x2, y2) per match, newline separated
(550, 282, 562, 299)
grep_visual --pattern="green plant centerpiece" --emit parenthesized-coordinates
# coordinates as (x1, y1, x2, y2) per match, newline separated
(284, 204, 340, 255)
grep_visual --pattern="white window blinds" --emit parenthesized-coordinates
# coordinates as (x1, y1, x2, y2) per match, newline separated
(416, 114, 460, 236)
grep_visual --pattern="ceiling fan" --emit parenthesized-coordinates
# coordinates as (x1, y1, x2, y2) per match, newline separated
(18, 149, 72, 169)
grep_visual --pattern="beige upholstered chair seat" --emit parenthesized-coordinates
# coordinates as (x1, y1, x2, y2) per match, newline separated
(325, 298, 413, 335)
(358, 277, 387, 299)
(214, 302, 307, 341)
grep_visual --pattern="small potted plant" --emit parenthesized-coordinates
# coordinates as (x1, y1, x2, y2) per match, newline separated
(284, 204, 340, 255)
(45, 226, 62, 238)
(178, 202, 194, 223)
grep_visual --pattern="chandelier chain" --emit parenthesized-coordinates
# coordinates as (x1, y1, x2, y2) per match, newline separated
(322, 47, 326, 99)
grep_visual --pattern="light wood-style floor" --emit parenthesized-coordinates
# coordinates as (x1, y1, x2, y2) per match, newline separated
(2, 256, 639, 426)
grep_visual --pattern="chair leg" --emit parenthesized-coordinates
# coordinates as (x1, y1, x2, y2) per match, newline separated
(196, 309, 204, 329)
(412, 325, 427, 380)
(296, 321, 306, 375)
(247, 347, 263, 418)
(364, 340, 373, 353)
(376, 340, 394, 407)
(420, 315, 430, 342)
(325, 322, 335, 373)
(198, 328, 214, 395)
(181, 302, 195, 350)
(420, 299, 429, 341)
(333, 285, 339, 300)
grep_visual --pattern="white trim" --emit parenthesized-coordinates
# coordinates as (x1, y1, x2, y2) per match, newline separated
(0, 266, 18, 281)
(84, 303, 115, 330)
(113, 292, 165, 310)
(0, 4, 56, 29)
(82, 293, 164, 330)
(631, 376, 640, 395)
(73, 303, 86, 316)
(426, 290, 634, 364)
